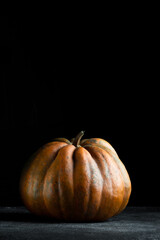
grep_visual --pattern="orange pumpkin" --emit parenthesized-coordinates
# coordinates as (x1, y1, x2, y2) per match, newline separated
(20, 131, 131, 222)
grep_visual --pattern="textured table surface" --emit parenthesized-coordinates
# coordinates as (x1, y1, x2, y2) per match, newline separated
(0, 207, 160, 240)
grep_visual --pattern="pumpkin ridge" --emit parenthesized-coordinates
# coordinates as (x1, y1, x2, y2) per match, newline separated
(85, 145, 124, 220)
(43, 145, 67, 218)
(73, 147, 91, 220)
(72, 147, 77, 202)
(100, 150, 113, 219)
(80, 148, 103, 220)
(83, 142, 130, 215)
(98, 147, 125, 218)
(93, 143, 131, 215)
(85, 150, 104, 220)
(87, 155, 104, 220)
(57, 162, 64, 219)
(84, 153, 92, 219)
(56, 145, 75, 220)
(44, 160, 63, 219)
(84, 145, 110, 220)
(20, 142, 67, 216)
(108, 153, 130, 215)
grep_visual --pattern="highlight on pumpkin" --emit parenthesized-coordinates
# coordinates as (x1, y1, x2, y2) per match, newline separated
(20, 131, 131, 222)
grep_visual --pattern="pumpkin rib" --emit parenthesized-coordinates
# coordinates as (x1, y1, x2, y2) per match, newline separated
(76, 147, 103, 221)
(81, 138, 118, 157)
(57, 145, 75, 220)
(85, 145, 124, 220)
(42, 142, 69, 216)
(84, 151, 104, 221)
(73, 147, 91, 220)
(43, 159, 63, 219)
(83, 150, 92, 220)
(84, 149, 104, 220)
(43, 144, 69, 219)
(97, 145, 131, 215)
(100, 146, 126, 217)
(88, 144, 125, 216)
(82, 150, 93, 220)
(57, 161, 64, 219)
(106, 154, 124, 218)
(84, 143, 130, 216)
(99, 151, 113, 220)
(84, 148, 104, 220)
(20, 142, 68, 216)
(109, 153, 131, 215)
(98, 148, 124, 219)
(97, 149, 114, 220)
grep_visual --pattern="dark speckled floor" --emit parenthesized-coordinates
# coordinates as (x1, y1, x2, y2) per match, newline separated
(0, 207, 160, 240)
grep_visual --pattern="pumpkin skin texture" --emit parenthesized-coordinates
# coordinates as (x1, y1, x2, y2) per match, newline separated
(20, 131, 131, 222)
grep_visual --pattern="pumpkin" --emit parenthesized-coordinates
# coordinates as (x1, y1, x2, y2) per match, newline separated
(20, 131, 131, 222)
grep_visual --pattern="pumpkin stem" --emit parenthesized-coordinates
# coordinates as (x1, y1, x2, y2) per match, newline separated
(72, 131, 85, 147)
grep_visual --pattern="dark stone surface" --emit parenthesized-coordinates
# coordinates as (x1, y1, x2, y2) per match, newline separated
(0, 207, 160, 240)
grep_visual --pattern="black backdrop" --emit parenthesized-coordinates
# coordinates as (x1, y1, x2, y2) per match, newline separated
(1, 13, 159, 207)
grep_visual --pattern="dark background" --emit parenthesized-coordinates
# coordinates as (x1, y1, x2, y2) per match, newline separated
(0, 11, 159, 207)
